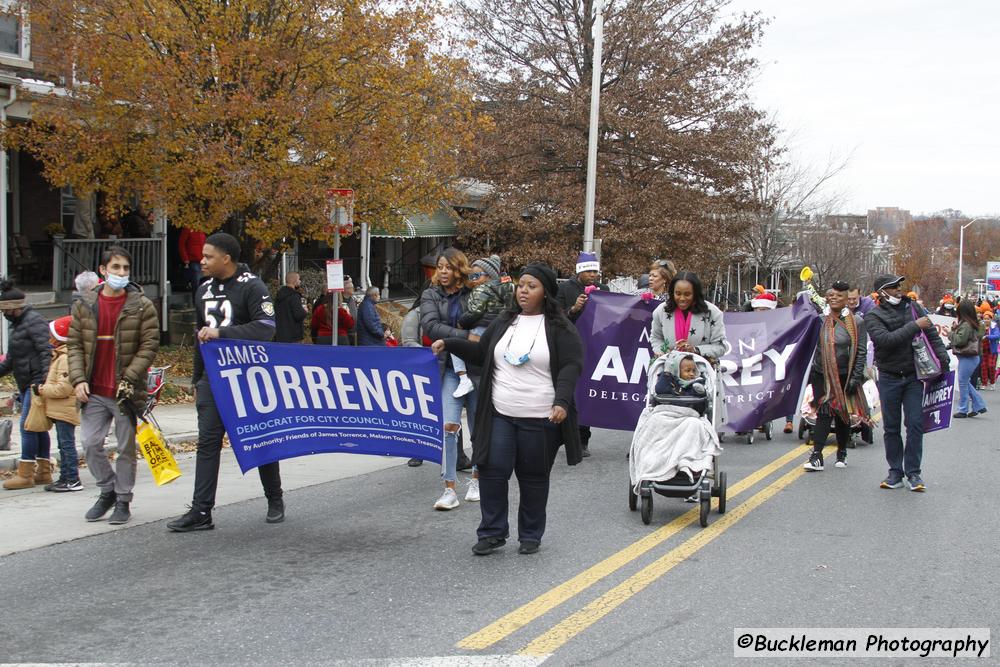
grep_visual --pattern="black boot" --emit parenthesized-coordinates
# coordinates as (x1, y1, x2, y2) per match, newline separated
(85, 491, 117, 522)
(266, 498, 285, 524)
(108, 500, 131, 525)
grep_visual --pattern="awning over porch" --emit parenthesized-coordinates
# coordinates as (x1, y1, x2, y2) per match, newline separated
(370, 207, 458, 239)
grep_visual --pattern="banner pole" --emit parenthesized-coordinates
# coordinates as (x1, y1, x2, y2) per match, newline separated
(332, 207, 340, 346)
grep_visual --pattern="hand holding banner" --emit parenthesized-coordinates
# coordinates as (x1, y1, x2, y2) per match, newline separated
(201, 340, 444, 472)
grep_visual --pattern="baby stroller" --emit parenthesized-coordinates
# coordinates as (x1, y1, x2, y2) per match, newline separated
(628, 352, 727, 528)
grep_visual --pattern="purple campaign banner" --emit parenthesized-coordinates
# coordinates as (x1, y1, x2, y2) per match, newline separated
(718, 295, 821, 432)
(922, 370, 956, 433)
(574, 292, 819, 432)
(200, 339, 444, 472)
(573, 292, 660, 430)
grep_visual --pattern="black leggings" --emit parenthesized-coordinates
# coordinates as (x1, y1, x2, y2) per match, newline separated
(809, 370, 852, 453)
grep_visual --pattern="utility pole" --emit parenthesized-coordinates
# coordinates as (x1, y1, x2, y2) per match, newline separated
(958, 218, 981, 297)
(582, 0, 604, 254)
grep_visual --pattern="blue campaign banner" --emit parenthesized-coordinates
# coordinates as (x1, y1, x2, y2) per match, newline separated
(200, 340, 444, 472)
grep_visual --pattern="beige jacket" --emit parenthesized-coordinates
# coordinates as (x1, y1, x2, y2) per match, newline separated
(38, 346, 80, 426)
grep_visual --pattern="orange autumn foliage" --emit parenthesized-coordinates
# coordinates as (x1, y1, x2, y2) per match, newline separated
(6, 0, 484, 242)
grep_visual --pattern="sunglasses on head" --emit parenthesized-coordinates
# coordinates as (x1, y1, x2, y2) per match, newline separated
(469, 272, 485, 281)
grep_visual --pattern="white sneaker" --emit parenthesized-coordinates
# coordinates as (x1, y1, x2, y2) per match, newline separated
(434, 488, 459, 510)
(453, 375, 475, 398)
(465, 478, 480, 502)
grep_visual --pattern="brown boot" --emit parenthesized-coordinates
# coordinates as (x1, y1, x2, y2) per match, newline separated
(34, 458, 53, 485)
(3, 460, 37, 490)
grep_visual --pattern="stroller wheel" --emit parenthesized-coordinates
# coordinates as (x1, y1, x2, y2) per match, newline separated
(798, 421, 807, 440)
(699, 491, 710, 527)
(717, 471, 727, 514)
(628, 480, 638, 511)
(640, 494, 653, 525)
(764, 421, 773, 440)
(745, 431, 754, 445)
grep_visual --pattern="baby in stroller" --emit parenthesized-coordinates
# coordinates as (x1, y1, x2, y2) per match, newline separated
(654, 354, 707, 408)
(630, 352, 722, 495)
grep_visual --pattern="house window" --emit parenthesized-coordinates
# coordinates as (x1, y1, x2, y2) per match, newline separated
(0, 14, 18, 56)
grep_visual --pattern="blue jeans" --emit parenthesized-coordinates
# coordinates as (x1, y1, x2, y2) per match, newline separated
(478, 413, 560, 543)
(54, 420, 79, 481)
(441, 368, 478, 482)
(877, 373, 924, 477)
(18, 389, 51, 461)
(957, 355, 987, 414)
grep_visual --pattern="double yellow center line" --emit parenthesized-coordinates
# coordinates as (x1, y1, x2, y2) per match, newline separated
(457, 443, 823, 656)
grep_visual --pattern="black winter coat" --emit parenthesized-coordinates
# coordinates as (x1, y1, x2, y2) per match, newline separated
(420, 284, 474, 376)
(444, 312, 585, 467)
(866, 298, 949, 376)
(555, 278, 609, 322)
(0, 306, 52, 392)
(273, 286, 307, 343)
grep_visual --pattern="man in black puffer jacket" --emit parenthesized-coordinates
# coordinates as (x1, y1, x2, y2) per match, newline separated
(0, 279, 53, 489)
(865, 274, 949, 493)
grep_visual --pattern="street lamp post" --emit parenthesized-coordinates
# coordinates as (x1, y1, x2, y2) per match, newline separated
(582, 0, 605, 255)
(958, 217, 981, 298)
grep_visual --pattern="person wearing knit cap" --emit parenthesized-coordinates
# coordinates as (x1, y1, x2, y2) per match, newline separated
(36, 316, 84, 492)
(453, 255, 515, 406)
(556, 252, 607, 457)
(0, 277, 54, 491)
(433, 261, 584, 555)
(935, 293, 956, 316)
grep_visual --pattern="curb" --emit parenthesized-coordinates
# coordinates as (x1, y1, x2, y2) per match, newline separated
(0, 431, 200, 471)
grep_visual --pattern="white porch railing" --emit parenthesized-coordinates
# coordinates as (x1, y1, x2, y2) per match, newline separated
(52, 235, 166, 291)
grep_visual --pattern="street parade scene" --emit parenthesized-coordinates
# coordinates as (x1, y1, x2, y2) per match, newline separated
(0, 0, 997, 664)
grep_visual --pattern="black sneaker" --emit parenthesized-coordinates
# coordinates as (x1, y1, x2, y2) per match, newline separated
(581, 444, 591, 458)
(954, 412, 969, 418)
(835, 451, 847, 468)
(803, 452, 824, 471)
(518, 541, 540, 555)
(407, 458, 423, 467)
(167, 508, 214, 532)
(472, 537, 506, 555)
(108, 501, 131, 525)
(45, 477, 83, 492)
(456, 456, 473, 472)
(978, 408, 988, 415)
(266, 498, 285, 524)
(85, 491, 117, 522)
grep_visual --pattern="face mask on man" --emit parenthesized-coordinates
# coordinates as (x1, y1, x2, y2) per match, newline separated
(105, 274, 130, 290)
(2, 312, 16, 322)
(881, 292, 901, 306)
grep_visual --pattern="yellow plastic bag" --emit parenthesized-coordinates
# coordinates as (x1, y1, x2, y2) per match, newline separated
(136, 420, 181, 486)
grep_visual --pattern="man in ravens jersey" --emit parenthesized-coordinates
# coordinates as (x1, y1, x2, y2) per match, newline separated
(167, 233, 283, 532)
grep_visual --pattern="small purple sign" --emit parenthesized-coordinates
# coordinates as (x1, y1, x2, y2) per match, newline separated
(922, 370, 956, 433)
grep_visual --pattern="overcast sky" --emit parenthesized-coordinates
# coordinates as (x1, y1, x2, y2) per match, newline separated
(727, 0, 999, 216)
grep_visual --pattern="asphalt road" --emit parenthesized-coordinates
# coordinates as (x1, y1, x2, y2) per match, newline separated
(3, 393, 999, 665)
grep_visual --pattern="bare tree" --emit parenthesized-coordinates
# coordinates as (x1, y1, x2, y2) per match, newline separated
(736, 124, 851, 281)
(455, 0, 770, 276)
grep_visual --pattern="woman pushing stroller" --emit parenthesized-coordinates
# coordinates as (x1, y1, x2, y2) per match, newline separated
(802, 281, 870, 471)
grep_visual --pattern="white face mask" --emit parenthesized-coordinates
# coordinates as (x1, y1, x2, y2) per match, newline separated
(105, 274, 130, 290)
(883, 294, 901, 306)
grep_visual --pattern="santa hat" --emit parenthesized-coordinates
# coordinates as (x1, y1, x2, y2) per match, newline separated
(575, 252, 600, 275)
(49, 316, 71, 342)
(751, 292, 778, 309)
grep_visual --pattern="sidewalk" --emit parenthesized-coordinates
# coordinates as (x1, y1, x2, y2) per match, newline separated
(0, 402, 201, 471)
(0, 401, 465, 557)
